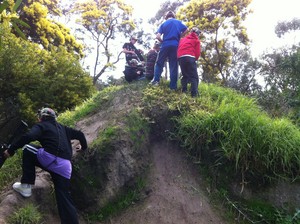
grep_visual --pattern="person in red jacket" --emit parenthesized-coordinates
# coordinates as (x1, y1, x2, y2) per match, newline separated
(177, 27, 201, 97)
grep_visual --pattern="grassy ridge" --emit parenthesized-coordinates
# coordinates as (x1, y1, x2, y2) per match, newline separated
(173, 83, 300, 182)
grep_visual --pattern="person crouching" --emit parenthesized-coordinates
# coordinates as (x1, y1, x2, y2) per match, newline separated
(123, 59, 145, 82)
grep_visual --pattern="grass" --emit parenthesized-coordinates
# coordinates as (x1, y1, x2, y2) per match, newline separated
(143, 81, 300, 223)
(8, 203, 43, 224)
(0, 152, 22, 192)
(58, 85, 123, 127)
(125, 109, 150, 150)
(2, 80, 300, 223)
(173, 83, 300, 182)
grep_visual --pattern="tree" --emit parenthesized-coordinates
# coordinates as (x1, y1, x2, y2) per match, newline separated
(258, 18, 300, 120)
(178, 0, 251, 85)
(10, 0, 84, 55)
(0, 25, 94, 127)
(70, 0, 135, 84)
(0, 0, 29, 42)
(259, 47, 300, 119)
(227, 48, 262, 94)
(275, 18, 300, 38)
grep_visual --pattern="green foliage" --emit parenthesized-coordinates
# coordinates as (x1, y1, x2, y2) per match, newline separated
(174, 83, 300, 181)
(16, 0, 83, 55)
(58, 85, 122, 127)
(259, 47, 300, 121)
(275, 18, 300, 38)
(71, 0, 135, 83)
(0, 0, 29, 40)
(90, 126, 120, 153)
(0, 26, 94, 124)
(8, 203, 43, 224)
(220, 194, 300, 224)
(0, 152, 22, 192)
(178, 0, 252, 84)
(125, 109, 150, 150)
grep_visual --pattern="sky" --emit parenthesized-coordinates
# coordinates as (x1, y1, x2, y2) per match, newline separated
(123, 0, 300, 57)
(98, 0, 300, 81)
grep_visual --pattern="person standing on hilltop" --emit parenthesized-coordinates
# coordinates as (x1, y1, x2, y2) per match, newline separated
(177, 27, 201, 97)
(3, 107, 88, 224)
(150, 11, 188, 90)
(123, 36, 145, 65)
(145, 41, 161, 80)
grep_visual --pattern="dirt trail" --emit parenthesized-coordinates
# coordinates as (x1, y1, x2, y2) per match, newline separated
(102, 141, 227, 224)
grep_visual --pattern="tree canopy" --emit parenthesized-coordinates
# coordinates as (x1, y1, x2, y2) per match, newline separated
(71, 0, 135, 84)
(0, 23, 94, 127)
(10, 0, 84, 55)
(178, 0, 252, 85)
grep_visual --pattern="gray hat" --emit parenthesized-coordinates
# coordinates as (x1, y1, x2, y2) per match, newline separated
(191, 27, 201, 36)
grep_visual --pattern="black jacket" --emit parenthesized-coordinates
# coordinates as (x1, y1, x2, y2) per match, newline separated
(8, 118, 87, 160)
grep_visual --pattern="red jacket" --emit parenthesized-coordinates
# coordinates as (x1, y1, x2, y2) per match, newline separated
(177, 32, 201, 60)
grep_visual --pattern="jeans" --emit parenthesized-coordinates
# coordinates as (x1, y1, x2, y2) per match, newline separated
(153, 45, 179, 90)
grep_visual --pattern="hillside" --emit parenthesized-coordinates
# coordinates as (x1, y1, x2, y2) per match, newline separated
(1, 80, 300, 223)
(101, 141, 226, 224)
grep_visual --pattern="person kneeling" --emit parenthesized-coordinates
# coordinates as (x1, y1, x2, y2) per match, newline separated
(123, 59, 145, 82)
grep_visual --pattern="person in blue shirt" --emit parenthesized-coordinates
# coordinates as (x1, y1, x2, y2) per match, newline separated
(150, 11, 188, 90)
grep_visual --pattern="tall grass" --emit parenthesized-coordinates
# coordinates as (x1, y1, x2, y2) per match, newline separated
(174, 83, 300, 181)
(0, 152, 22, 191)
(58, 85, 123, 127)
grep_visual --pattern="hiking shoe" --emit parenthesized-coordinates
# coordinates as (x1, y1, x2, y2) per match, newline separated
(149, 80, 159, 86)
(13, 182, 32, 197)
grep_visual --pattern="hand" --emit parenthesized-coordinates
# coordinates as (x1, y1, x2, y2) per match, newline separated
(3, 150, 10, 159)
(75, 145, 88, 153)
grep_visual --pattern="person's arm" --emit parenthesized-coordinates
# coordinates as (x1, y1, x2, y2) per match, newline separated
(156, 33, 163, 43)
(6, 124, 41, 157)
(66, 127, 88, 151)
(123, 43, 136, 55)
(123, 48, 136, 55)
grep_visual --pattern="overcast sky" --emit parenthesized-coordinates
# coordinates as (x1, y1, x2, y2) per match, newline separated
(124, 0, 300, 57)
(96, 0, 300, 81)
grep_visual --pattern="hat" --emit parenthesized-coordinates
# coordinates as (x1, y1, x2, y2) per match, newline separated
(129, 59, 139, 66)
(37, 107, 56, 119)
(191, 27, 201, 36)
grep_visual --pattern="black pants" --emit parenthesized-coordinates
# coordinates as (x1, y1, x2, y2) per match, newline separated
(179, 56, 199, 97)
(21, 146, 79, 224)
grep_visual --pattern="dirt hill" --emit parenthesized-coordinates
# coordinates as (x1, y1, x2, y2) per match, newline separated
(1, 81, 300, 224)
(101, 141, 227, 224)
(0, 83, 230, 224)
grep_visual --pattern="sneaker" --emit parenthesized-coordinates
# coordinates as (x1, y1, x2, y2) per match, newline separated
(149, 80, 159, 86)
(13, 182, 32, 197)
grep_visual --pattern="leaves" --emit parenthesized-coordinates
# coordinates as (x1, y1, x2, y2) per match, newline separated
(178, 0, 251, 84)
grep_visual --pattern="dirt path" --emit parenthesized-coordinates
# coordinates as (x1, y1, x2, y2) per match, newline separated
(102, 141, 227, 224)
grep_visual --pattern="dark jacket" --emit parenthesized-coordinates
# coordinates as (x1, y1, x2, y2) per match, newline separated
(123, 65, 144, 82)
(8, 118, 87, 160)
(122, 42, 144, 63)
(145, 49, 158, 80)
